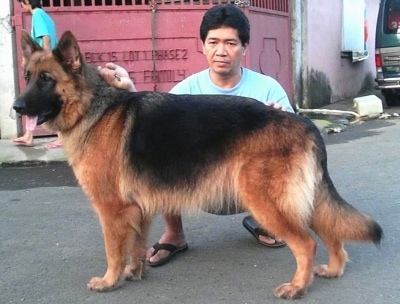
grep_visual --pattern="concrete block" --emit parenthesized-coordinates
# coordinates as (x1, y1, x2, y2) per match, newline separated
(353, 95, 383, 117)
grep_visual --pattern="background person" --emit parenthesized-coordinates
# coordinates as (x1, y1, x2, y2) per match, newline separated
(12, 0, 62, 149)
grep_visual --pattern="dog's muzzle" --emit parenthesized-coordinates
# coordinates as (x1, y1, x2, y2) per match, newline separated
(13, 99, 27, 115)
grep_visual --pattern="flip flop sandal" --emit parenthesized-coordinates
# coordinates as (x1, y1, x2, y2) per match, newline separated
(242, 216, 286, 248)
(147, 242, 189, 267)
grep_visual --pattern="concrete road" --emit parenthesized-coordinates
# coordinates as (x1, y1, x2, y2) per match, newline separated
(0, 118, 399, 304)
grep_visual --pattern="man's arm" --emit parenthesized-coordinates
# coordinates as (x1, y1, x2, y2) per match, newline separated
(98, 63, 137, 92)
(265, 101, 288, 111)
(264, 78, 294, 113)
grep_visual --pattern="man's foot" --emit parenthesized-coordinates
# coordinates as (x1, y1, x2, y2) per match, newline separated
(147, 242, 189, 267)
(146, 232, 187, 266)
(242, 216, 286, 248)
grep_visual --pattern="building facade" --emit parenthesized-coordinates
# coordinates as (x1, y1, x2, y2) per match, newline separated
(0, 0, 379, 139)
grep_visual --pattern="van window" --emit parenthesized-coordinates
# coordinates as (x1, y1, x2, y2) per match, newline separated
(384, 0, 400, 34)
(375, 0, 400, 106)
(377, 0, 400, 47)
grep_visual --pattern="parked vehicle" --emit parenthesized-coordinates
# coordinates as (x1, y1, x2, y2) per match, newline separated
(375, 0, 400, 106)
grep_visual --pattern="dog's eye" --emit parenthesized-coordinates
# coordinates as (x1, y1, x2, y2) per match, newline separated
(24, 71, 30, 82)
(40, 72, 53, 82)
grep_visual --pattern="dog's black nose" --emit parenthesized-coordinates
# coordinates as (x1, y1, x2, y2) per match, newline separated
(13, 106, 24, 114)
(13, 99, 26, 114)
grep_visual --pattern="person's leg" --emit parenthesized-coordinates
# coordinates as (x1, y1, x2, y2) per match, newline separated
(259, 231, 285, 245)
(146, 213, 188, 266)
(45, 132, 63, 149)
(243, 215, 286, 247)
(12, 116, 37, 146)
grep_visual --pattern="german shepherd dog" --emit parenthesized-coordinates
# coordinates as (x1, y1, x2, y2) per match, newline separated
(13, 30, 383, 299)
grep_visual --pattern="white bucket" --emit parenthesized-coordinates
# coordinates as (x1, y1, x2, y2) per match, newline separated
(353, 95, 383, 117)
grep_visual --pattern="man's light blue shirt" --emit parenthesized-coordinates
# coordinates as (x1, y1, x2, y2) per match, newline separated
(170, 67, 294, 113)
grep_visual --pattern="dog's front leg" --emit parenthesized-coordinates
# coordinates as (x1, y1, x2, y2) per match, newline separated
(87, 203, 134, 292)
(124, 214, 152, 281)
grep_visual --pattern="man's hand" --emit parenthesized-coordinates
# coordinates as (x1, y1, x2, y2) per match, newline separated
(265, 101, 287, 111)
(98, 62, 137, 92)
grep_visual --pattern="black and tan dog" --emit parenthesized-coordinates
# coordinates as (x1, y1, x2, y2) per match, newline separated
(13, 30, 383, 299)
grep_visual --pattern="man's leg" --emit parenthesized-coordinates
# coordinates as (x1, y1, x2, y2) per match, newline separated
(243, 215, 286, 247)
(146, 213, 188, 266)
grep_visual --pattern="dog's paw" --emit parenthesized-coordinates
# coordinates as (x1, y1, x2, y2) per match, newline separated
(274, 283, 306, 299)
(87, 277, 118, 292)
(314, 264, 343, 278)
(124, 263, 145, 281)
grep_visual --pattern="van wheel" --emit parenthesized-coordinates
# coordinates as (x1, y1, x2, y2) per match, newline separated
(383, 93, 399, 107)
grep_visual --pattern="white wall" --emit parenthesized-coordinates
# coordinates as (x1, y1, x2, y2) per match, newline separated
(0, 0, 18, 139)
(305, 0, 379, 105)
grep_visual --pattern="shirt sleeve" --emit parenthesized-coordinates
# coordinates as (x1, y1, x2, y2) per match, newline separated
(32, 12, 51, 40)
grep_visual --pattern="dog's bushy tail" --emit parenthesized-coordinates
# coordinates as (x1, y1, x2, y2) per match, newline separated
(312, 174, 383, 246)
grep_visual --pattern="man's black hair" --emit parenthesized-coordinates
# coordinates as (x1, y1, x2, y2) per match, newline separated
(199, 3, 250, 46)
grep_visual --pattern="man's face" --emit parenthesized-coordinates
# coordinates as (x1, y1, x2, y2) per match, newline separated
(202, 26, 246, 78)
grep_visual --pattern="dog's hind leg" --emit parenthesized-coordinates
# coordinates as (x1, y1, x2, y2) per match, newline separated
(239, 157, 317, 299)
(124, 214, 152, 281)
(311, 187, 349, 278)
(87, 203, 143, 291)
(310, 168, 383, 279)
(247, 204, 317, 299)
(272, 233, 317, 299)
(313, 235, 348, 278)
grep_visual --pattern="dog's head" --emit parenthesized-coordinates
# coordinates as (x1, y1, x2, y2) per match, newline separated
(13, 30, 93, 131)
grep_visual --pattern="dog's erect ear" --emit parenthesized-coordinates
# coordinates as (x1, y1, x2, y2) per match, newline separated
(21, 30, 43, 63)
(53, 30, 82, 74)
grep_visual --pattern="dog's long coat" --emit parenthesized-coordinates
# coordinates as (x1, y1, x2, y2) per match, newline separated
(13, 30, 383, 299)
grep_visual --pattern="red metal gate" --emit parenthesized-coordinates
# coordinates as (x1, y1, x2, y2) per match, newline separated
(12, 0, 292, 135)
